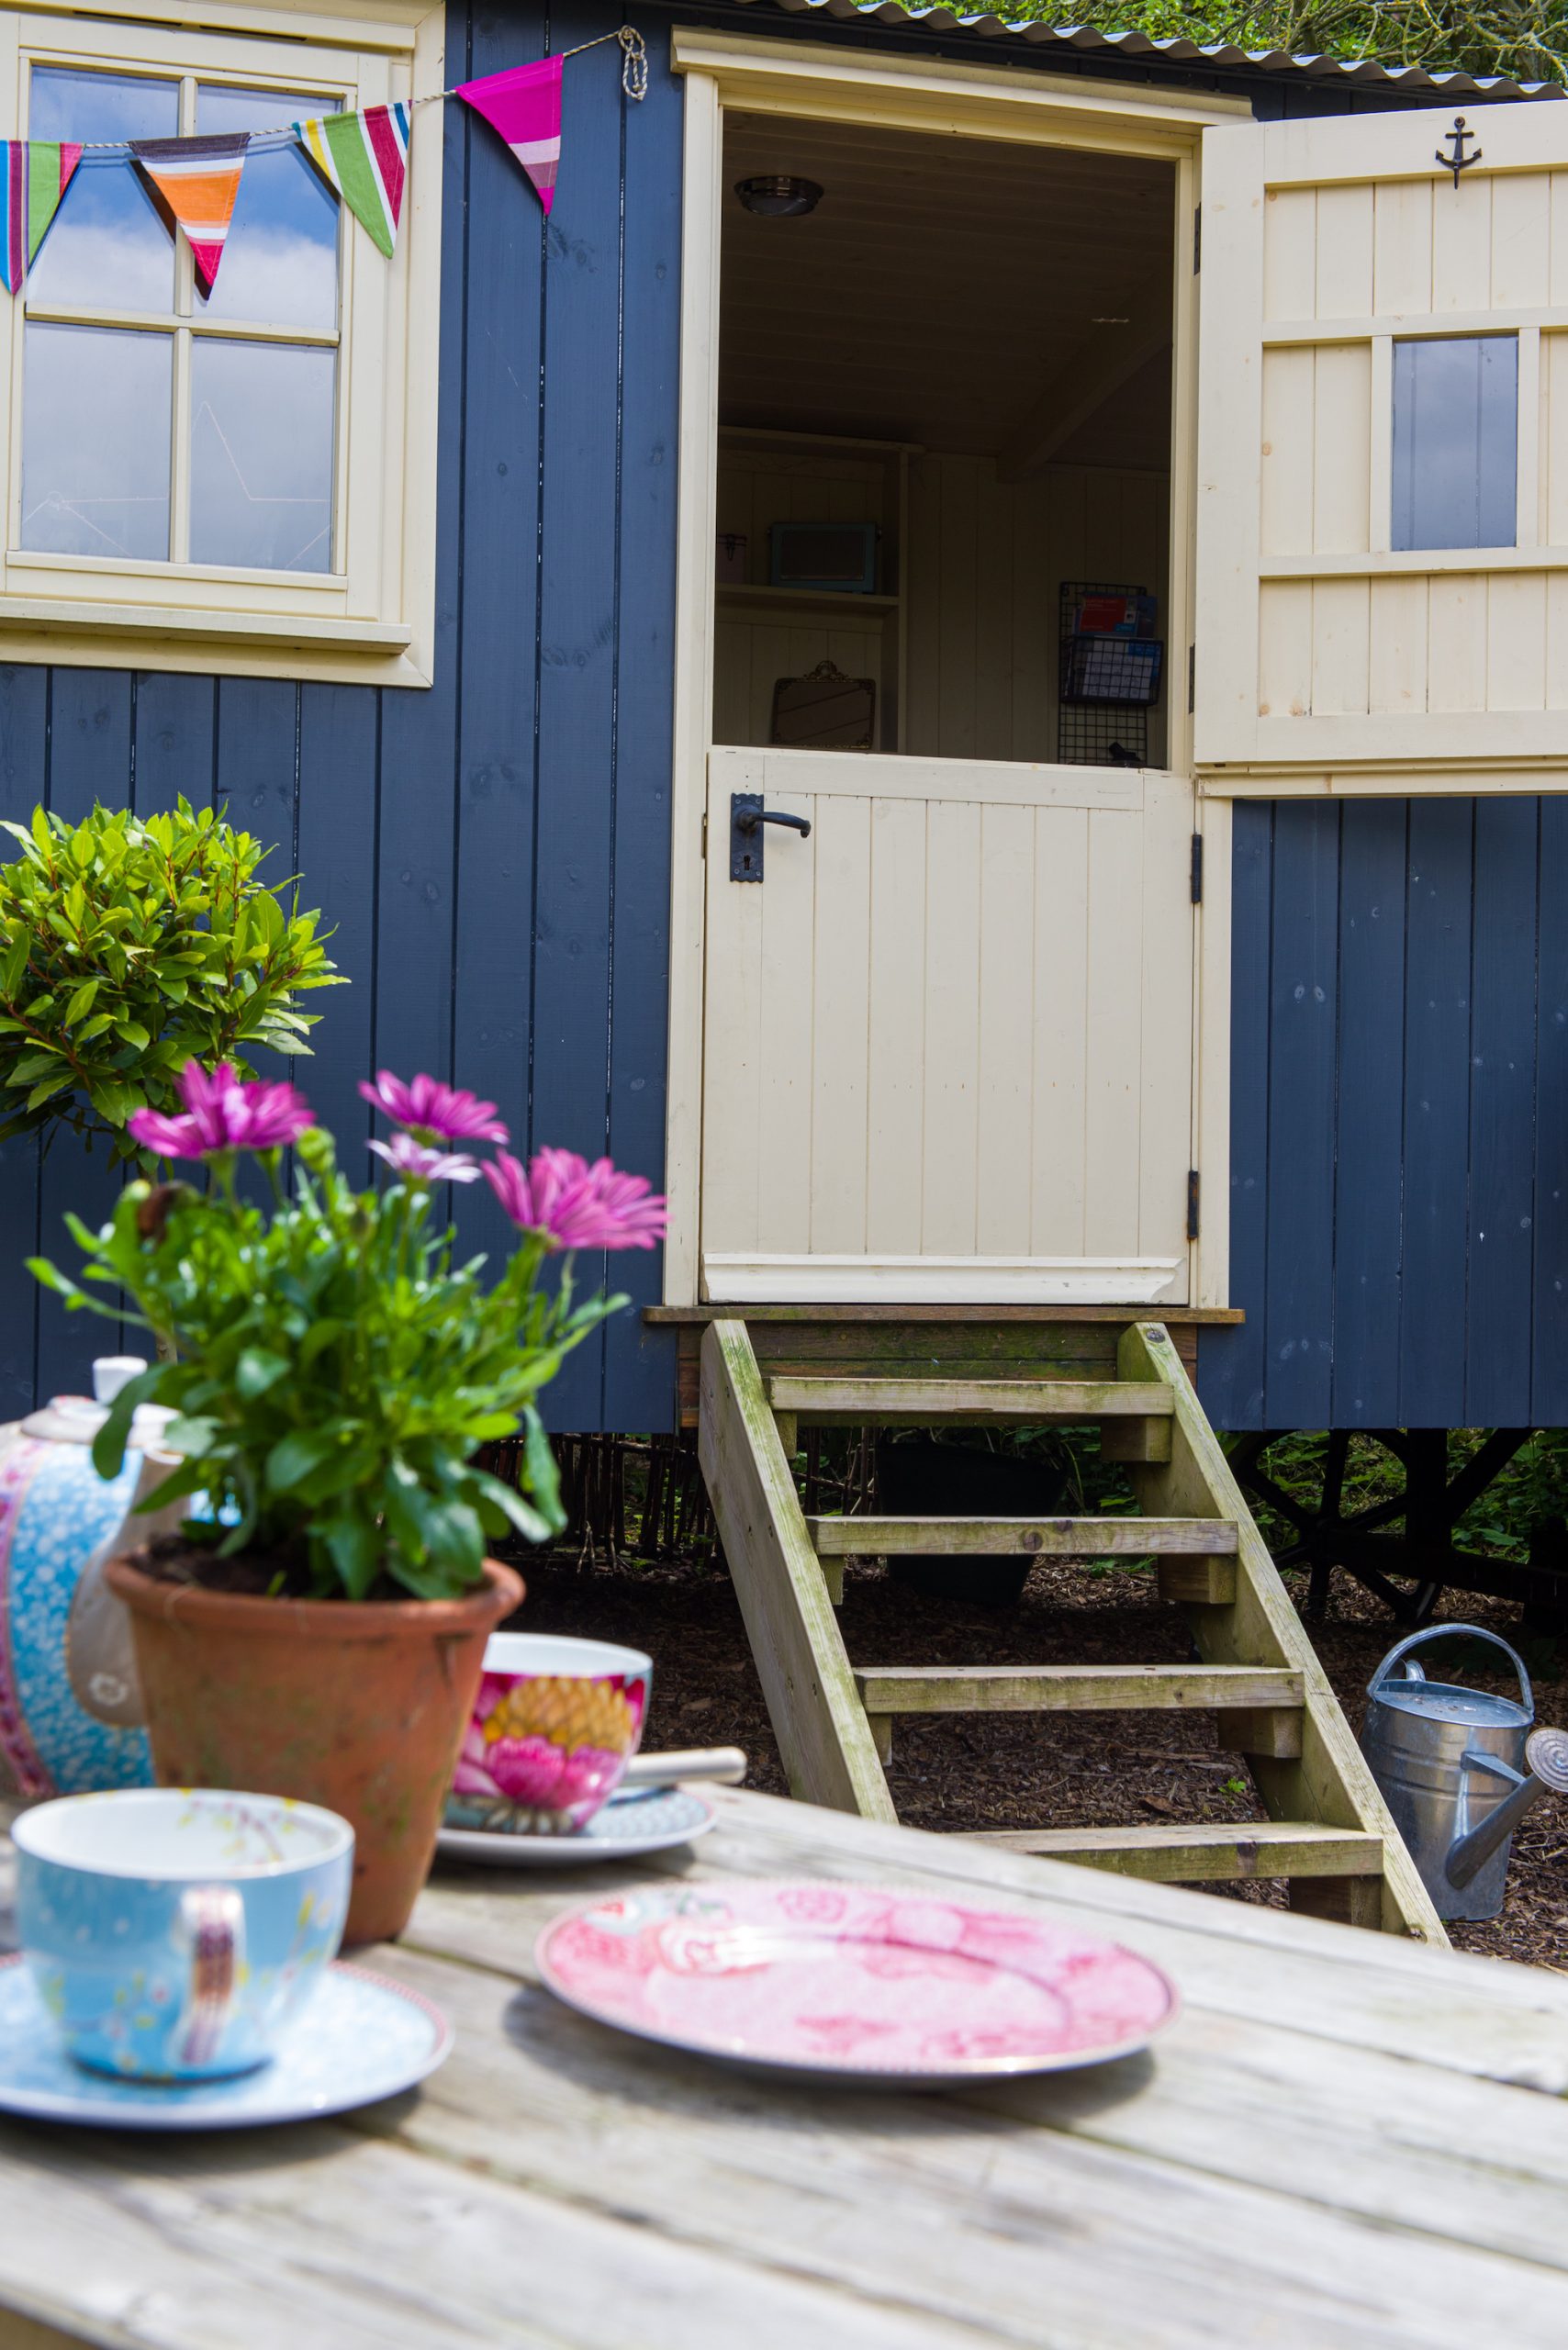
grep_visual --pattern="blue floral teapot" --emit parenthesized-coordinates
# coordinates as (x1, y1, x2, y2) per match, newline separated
(0, 1358, 183, 1798)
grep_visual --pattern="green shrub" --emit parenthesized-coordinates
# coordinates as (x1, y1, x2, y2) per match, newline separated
(0, 799, 342, 1156)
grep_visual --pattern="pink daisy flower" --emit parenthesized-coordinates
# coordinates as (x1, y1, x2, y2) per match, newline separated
(358, 1069, 510, 1146)
(368, 1134, 482, 1184)
(129, 1061, 313, 1160)
(483, 1147, 666, 1252)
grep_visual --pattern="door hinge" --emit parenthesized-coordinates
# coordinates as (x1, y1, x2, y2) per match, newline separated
(1187, 643, 1196, 714)
(1193, 204, 1202, 274)
(1187, 1169, 1201, 1243)
(1190, 832, 1204, 904)
(700, 811, 708, 859)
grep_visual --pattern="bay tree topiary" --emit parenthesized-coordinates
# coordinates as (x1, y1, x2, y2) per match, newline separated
(0, 799, 342, 1156)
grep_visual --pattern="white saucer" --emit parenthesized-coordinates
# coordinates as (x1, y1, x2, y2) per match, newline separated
(438, 1784, 715, 1866)
(0, 1956, 451, 2130)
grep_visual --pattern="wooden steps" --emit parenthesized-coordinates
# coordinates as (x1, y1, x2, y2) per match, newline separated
(807, 1515, 1237, 1558)
(767, 1377, 1174, 1421)
(852, 1663, 1303, 1714)
(698, 1315, 1446, 1943)
(770, 1375, 1174, 1462)
(805, 1514, 1239, 1607)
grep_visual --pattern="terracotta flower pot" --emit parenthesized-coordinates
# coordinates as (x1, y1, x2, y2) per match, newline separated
(103, 1553, 524, 1944)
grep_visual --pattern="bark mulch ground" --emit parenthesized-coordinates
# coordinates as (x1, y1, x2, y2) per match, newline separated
(508, 1540, 1568, 1972)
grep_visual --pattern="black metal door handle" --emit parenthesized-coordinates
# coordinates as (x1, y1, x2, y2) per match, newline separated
(730, 792, 812, 881)
(738, 807, 812, 838)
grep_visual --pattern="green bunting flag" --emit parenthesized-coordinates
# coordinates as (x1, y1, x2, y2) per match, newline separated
(294, 105, 410, 259)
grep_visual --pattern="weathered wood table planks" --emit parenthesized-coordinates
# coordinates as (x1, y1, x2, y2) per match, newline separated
(2, 1785, 1568, 2348)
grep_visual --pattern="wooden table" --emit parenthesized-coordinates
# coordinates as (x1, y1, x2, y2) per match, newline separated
(2, 1786, 1568, 2349)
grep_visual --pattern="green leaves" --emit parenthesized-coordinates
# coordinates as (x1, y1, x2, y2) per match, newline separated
(1018, 4, 1564, 88)
(265, 1428, 339, 1494)
(236, 1348, 290, 1400)
(0, 796, 344, 1156)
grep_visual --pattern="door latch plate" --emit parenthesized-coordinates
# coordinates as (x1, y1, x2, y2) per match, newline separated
(731, 791, 765, 882)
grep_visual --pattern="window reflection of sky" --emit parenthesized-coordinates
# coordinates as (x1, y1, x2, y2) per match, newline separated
(20, 67, 341, 573)
(28, 70, 177, 312)
(197, 85, 340, 332)
(1392, 336, 1518, 553)
(191, 340, 334, 571)
(23, 322, 172, 559)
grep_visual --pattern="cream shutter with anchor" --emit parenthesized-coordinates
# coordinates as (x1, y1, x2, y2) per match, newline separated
(1196, 99, 1568, 795)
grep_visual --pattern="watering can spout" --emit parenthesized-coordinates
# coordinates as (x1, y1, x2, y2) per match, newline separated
(1446, 1729, 1568, 1893)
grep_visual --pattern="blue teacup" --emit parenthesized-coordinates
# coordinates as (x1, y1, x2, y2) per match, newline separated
(13, 1787, 353, 2082)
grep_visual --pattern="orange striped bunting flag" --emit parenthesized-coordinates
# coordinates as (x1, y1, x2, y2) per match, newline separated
(131, 133, 250, 297)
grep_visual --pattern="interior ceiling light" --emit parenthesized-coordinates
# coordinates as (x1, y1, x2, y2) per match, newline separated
(735, 175, 823, 217)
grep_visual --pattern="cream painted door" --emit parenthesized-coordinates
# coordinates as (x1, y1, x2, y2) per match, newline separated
(700, 744, 1197, 1304)
(1196, 99, 1568, 793)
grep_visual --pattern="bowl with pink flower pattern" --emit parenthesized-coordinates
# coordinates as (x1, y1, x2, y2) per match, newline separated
(447, 1634, 653, 1837)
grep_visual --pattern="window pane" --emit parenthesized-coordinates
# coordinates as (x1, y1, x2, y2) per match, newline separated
(22, 322, 172, 559)
(1392, 335, 1518, 552)
(189, 338, 334, 570)
(196, 85, 339, 331)
(27, 69, 178, 313)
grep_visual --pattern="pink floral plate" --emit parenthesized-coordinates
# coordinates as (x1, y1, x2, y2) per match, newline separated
(534, 1879, 1178, 2083)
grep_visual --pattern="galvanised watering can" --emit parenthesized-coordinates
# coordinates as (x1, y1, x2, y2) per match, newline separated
(1361, 1623, 1568, 1921)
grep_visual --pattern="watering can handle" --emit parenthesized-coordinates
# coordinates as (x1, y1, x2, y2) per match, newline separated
(1367, 1621, 1532, 1711)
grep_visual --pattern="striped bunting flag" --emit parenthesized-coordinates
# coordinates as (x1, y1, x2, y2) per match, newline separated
(455, 58, 563, 216)
(0, 141, 82, 294)
(294, 105, 409, 259)
(131, 133, 249, 297)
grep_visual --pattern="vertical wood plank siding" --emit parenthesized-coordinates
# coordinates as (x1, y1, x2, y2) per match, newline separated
(0, 0, 680, 1429)
(1199, 797, 1568, 1433)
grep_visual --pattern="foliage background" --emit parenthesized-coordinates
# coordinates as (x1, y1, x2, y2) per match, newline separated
(951, 2, 1566, 85)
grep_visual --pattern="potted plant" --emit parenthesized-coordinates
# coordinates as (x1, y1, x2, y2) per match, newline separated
(30, 1061, 666, 1942)
(0, 798, 342, 1158)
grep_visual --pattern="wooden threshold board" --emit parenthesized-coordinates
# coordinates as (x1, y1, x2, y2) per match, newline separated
(648, 1306, 1246, 1324)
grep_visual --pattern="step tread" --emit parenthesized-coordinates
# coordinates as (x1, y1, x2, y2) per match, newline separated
(767, 1375, 1175, 1420)
(807, 1514, 1239, 1558)
(853, 1663, 1305, 1714)
(969, 1821, 1383, 1879)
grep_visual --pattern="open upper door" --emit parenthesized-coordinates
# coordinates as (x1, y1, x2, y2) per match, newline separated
(1196, 101, 1568, 794)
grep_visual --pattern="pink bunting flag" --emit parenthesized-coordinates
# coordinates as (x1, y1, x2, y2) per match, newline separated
(456, 57, 563, 215)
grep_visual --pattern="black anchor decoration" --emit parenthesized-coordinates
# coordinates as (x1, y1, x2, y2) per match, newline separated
(1436, 116, 1483, 188)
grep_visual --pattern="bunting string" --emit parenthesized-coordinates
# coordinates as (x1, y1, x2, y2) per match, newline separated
(46, 28, 645, 148)
(0, 28, 647, 290)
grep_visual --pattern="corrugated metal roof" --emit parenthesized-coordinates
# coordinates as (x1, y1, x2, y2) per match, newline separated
(745, 0, 1566, 102)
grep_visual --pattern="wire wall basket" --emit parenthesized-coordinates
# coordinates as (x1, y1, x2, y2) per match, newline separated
(1057, 580, 1163, 767)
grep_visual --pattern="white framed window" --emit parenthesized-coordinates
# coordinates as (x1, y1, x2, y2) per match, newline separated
(0, 0, 443, 687)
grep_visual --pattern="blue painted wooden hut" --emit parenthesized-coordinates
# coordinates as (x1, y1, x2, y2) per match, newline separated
(0, 0, 1562, 1522)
